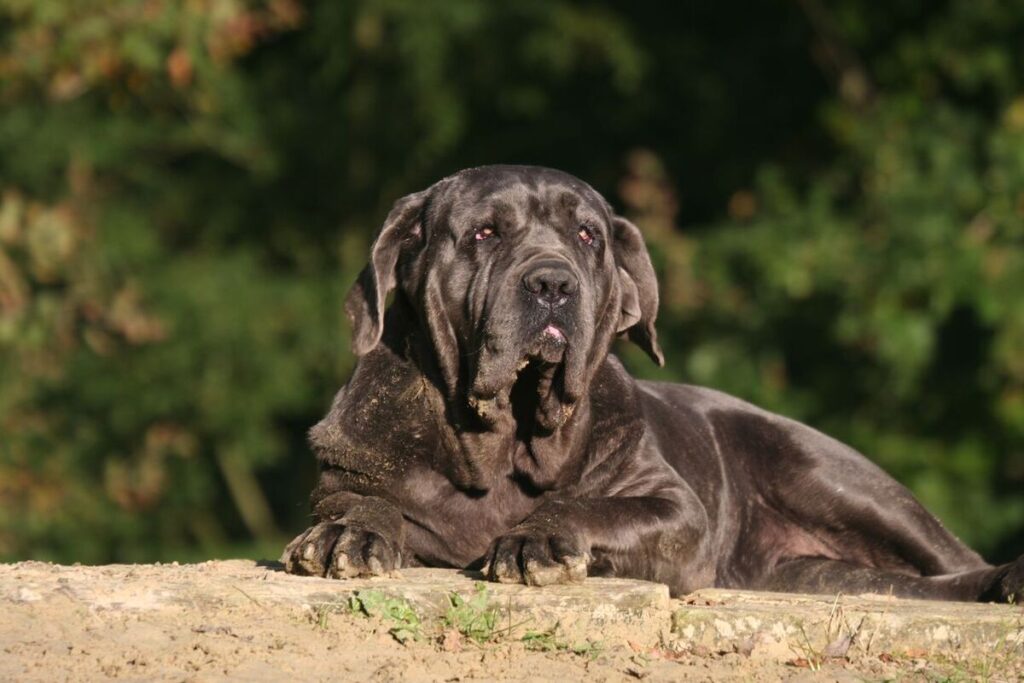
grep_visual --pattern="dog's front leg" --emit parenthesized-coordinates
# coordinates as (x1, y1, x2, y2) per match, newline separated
(482, 493, 709, 592)
(281, 491, 405, 578)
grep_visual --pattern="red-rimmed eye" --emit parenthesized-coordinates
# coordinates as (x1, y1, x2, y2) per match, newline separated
(474, 226, 495, 241)
(577, 225, 595, 245)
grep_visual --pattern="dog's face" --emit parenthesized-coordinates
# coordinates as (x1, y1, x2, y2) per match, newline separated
(346, 165, 663, 432)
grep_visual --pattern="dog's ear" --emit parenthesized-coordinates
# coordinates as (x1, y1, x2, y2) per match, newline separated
(612, 216, 664, 366)
(345, 190, 427, 355)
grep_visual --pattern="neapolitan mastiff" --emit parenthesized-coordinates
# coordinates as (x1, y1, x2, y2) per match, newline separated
(282, 165, 1023, 602)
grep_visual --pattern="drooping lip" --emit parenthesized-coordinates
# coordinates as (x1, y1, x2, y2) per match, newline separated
(531, 324, 568, 364)
(542, 324, 566, 344)
(469, 323, 568, 405)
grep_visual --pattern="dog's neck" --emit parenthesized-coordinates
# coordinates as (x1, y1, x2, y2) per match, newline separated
(440, 373, 596, 493)
(495, 357, 646, 494)
(379, 299, 645, 494)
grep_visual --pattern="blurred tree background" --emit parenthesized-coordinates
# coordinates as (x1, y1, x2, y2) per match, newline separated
(1, 0, 1023, 564)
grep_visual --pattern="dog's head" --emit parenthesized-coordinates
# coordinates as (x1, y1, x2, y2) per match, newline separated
(346, 165, 662, 433)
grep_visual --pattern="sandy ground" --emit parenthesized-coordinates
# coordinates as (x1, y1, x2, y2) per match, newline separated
(1, 561, 1021, 682)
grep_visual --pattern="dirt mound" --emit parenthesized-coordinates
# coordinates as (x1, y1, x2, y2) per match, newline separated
(1, 560, 1021, 681)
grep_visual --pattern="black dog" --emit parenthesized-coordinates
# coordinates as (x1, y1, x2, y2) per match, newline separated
(282, 165, 1023, 602)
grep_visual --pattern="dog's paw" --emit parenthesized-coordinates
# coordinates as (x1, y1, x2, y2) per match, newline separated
(281, 521, 402, 579)
(483, 529, 590, 587)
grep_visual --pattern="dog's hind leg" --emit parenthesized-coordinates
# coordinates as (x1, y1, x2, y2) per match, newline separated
(708, 409, 1024, 601)
(758, 555, 1024, 602)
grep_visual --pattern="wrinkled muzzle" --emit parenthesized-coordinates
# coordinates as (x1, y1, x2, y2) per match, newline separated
(466, 256, 596, 432)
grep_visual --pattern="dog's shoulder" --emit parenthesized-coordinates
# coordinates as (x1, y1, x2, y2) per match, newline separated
(309, 343, 436, 474)
(633, 379, 765, 416)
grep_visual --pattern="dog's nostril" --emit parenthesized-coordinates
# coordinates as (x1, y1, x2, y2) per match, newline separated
(522, 265, 578, 305)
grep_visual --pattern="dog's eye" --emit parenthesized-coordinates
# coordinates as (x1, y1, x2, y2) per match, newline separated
(577, 225, 595, 246)
(474, 226, 496, 242)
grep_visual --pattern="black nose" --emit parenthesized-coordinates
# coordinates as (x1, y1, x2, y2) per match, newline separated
(522, 262, 578, 306)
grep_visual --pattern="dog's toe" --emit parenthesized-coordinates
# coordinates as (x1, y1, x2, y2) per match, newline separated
(519, 536, 561, 586)
(485, 530, 589, 586)
(283, 520, 401, 579)
(523, 559, 564, 587)
(282, 521, 346, 577)
(328, 525, 401, 579)
(488, 535, 526, 584)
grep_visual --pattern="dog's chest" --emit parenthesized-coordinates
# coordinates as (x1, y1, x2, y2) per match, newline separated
(398, 465, 547, 567)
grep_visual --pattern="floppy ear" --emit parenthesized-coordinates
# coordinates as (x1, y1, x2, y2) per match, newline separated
(344, 190, 427, 355)
(612, 216, 665, 366)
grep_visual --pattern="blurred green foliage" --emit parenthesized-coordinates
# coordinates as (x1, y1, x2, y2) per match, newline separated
(1, 0, 1022, 563)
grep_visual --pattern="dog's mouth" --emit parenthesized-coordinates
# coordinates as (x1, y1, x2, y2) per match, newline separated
(468, 325, 570, 430)
(542, 324, 565, 342)
(527, 324, 567, 364)
(510, 327, 570, 433)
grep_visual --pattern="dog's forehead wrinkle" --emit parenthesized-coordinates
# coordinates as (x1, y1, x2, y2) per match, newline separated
(557, 190, 581, 211)
(443, 168, 604, 224)
(490, 200, 521, 228)
(443, 196, 525, 239)
(439, 164, 605, 203)
(433, 189, 608, 257)
(526, 193, 554, 223)
(517, 226, 571, 254)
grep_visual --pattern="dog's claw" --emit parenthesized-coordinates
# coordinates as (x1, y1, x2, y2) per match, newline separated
(562, 553, 589, 583)
(524, 559, 563, 587)
(484, 529, 589, 587)
(329, 549, 358, 579)
(282, 521, 402, 579)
